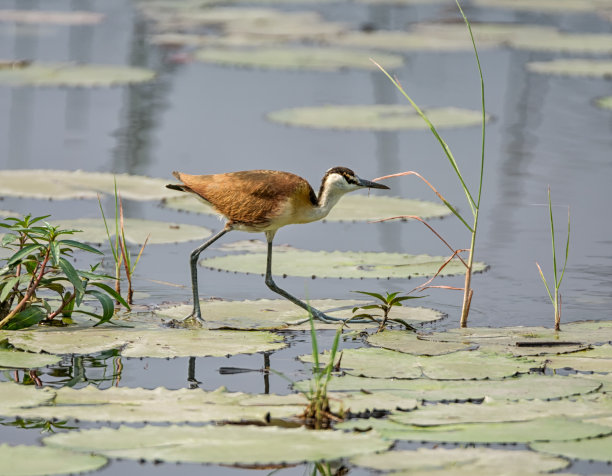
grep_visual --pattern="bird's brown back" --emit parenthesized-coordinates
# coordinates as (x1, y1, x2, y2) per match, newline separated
(170, 170, 317, 227)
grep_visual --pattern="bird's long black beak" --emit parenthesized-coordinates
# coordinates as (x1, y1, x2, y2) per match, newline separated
(359, 178, 390, 190)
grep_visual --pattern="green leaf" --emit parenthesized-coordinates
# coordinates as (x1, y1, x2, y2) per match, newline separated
(3, 306, 46, 330)
(7, 243, 42, 266)
(0, 348, 61, 368)
(86, 290, 115, 326)
(353, 290, 386, 302)
(58, 258, 84, 296)
(0, 444, 107, 476)
(531, 435, 612, 463)
(0, 275, 19, 302)
(89, 281, 130, 310)
(58, 239, 103, 255)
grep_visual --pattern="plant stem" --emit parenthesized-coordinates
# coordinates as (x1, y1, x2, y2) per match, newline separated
(0, 248, 50, 329)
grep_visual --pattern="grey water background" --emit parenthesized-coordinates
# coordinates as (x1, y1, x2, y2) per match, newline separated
(0, 0, 611, 474)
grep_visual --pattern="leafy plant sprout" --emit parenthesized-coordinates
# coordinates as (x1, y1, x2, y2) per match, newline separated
(98, 179, 149, 305)
(0, 214, 129, 330)
(351, 291, 422, 332)
(536, 187, 570, 331)
(371, 0, 485, 327)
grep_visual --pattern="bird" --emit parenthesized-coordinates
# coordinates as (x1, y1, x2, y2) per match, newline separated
(166, 167, 389, 323)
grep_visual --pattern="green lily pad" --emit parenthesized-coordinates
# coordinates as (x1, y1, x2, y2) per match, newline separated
(0, 170, 177, 200)
(0, 349, 61, 368)
(541, 344, 612, 373)
(0, 381, 56, 413)
(332, 24, 612, 54)
(351, 447, 569, 474)
(201, 249, 487, 279)
(267, 105, 489, 131)
(162, 193, 451, 221)
(0, 444, 107, 476)
(596, 96, 612, 110)
(300, 347, 539, 380)
(15, 385, 304, 424)
(0, 9, 105, 25)
(0, 63, 155, 87)
(43, 424, 392, 465)
(296, 374, 602, 401)
(367, 330, 472, 356)
(531, 435, 612, 463)
(157, 299, 444, 330)
(49, 217, 211, 245)
(194, 47, 403, 71)
(393, 394, 612, 426)
(339, 416, 612, 444)
(4, 327, 285, 358)
(527, 59, 612, 78)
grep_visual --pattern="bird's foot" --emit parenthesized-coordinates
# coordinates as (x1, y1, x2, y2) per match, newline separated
(162, 309, 204, 328)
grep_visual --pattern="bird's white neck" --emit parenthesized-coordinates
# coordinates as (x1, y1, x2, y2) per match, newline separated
(315, 184, 348, 218)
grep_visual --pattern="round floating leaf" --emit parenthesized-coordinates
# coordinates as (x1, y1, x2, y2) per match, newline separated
(368, 330, 472, 356)
(301, 347, 539, 380)
(0, 381, 56, 413)
(0, 63, 155, 87)
(531, 435, 612, 463)
(0, 444, 107, 476)
(596, 96, 612, 110)
(527, 59, 612, 78)
(43, 425, 392, 465)
(267, 105, 489, 131)
(0, 349, 61, 368)
(296, 374, 602, 402)
(120, 328, 286, 358)
(194, 47, 403, 71)
(16, 386, 304, 424)
(162, 193, 451, 221)
(201, 249, 487, 279)
(0, 9, 105, 25)
(540, 344, 612, 373)
(49, 218, 211, 245)
(472, 0, 605, 12)
(328, 391, 418, 414)
(0, 170, 177, 200)
(157, 299, 444, 330)
(4, 327, 285, 357)
(339, 416, 612, 444)
(394, 394, 612, 426)
(351, 447, 569, 474)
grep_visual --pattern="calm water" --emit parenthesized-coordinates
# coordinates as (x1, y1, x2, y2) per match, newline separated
(0, 0, 611, 474)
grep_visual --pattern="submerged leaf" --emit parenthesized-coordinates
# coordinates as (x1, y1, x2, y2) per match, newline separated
(0, 170, 177, 200)
(0, 63, 155, 87)
(49, 218, 211, 245)
(43, 425, 392, 465)
(194, 47, 403, 71)
(531, 435, 612, 463)
(596, 96, 612, 110)
(201, 249, 487, 279)
(0, 444, 107, 476)
(351, 447, 569, 474)
(300, 347, 539, 380)
(267, 105, 489, 130)
(0, 9, 104, 25)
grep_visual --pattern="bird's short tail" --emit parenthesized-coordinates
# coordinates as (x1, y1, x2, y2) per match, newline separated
(166, 183, 186, 192)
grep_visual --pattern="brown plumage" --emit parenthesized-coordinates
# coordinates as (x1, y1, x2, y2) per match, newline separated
(168, 170, 318, 231)
(166, 167, 389, 323)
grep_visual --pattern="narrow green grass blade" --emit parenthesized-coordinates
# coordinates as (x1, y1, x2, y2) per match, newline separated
(558, 207, 570, 288)
(536, 262, 555, 305)
(548, 188, 559, 285)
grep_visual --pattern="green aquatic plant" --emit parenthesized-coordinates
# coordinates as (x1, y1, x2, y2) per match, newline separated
(372, 0, 485, 327)
(0, 214, 128, 330)
(351, 291, 421, 331)
(535, 187, 570, 331)
(98, 180, 149, 304)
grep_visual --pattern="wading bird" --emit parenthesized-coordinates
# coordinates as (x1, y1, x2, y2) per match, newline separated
(166, 167, 389, 322)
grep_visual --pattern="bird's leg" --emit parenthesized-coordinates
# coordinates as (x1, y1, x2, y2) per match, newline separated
(263, 233, 345, 323)
(186, 226, 232, 322)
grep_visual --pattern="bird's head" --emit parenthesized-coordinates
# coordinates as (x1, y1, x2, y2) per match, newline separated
(320, 166, 390, 196)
